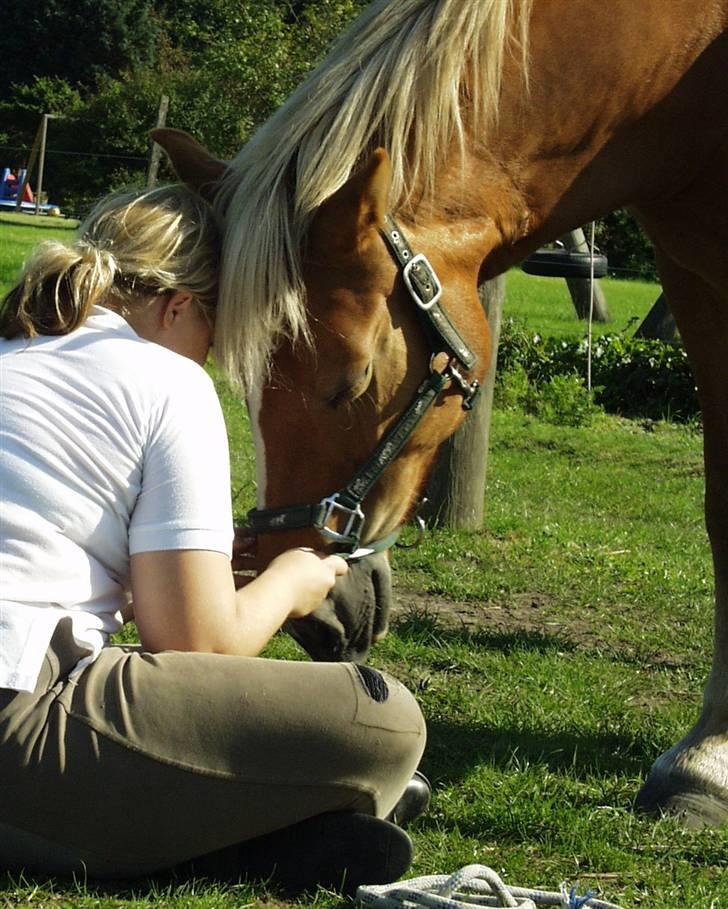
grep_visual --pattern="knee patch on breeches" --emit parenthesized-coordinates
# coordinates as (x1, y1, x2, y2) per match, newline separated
(354, 665, 389, 703)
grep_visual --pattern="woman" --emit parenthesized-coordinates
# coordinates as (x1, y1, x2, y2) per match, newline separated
(0, 186, 426, 894)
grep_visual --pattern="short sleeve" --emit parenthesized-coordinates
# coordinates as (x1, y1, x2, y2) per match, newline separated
(129, 368, 234, 557)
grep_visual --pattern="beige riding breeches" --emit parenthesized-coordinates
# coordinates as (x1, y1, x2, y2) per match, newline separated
(0, 619, 425, 878)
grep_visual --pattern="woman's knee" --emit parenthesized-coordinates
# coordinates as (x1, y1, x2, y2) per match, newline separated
(344, 666, 426, 808)
(349, 665, 424, 727)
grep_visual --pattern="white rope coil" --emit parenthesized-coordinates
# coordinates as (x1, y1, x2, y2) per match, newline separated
(356, 864, 624, 909)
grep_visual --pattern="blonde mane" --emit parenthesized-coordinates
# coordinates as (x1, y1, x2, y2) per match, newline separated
(215, 0, 531, 391)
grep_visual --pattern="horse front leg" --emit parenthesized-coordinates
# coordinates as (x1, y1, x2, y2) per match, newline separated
(633, 240, 728, 828)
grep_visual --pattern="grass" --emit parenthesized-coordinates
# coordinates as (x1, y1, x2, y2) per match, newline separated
(505, 269, 659, 338)
(0, 212, 79, 294)
(2, 222, 726, 908)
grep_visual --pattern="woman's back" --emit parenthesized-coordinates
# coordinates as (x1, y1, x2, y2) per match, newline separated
(0, 305, 231, 691)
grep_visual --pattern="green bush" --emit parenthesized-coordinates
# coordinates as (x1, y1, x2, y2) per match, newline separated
(496, 318, 699, 422)
(494, 363, 532, 412)
(536, 374, 598, 427)
(495, 364, 598, 427)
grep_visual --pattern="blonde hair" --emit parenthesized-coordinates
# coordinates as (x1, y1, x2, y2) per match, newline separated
(216, 0, 531, 391)
(0, 185, 220, 339)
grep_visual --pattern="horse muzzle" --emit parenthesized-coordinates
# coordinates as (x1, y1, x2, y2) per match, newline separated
(283, 550, 392, 662)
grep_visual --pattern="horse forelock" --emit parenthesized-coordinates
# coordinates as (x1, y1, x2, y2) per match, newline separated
(214, 0, 531, 392)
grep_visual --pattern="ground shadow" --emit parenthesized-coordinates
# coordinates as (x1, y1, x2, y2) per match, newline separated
(389, 615, 668, 784)
(0, 218, 76, 232)
(389, 609, 690, 669)
(391, 610, 580, 655)
(422, 717, 656, 783)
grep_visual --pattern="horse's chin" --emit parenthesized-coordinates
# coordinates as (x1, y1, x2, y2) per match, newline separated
(283, 551, 392, 662)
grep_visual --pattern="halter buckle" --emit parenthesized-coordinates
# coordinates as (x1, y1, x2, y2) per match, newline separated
(403, 254, 443, 310)
(446, 360, 481, 411)
(316, 493, 365, 549)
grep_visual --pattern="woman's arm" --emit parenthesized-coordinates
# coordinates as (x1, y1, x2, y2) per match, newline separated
(130, 548, 347, 657)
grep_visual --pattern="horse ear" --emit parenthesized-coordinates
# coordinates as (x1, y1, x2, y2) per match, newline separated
(150, 128, 228, 203)
(354, 147, 391, 231)
(312, 148, 392, 252)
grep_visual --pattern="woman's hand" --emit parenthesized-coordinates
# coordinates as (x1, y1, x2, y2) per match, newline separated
(229, 529, 348, 609)
(264, 548, 348, 618)
(130, 544, 348, 658)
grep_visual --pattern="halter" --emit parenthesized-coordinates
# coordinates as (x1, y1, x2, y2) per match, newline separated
(246, 214, 481, 558)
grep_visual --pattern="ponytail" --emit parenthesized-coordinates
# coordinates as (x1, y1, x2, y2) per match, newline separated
(0, 241, 117, 339)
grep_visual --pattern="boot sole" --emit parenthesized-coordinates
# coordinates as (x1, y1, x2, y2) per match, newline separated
(180, 812, 413, 896)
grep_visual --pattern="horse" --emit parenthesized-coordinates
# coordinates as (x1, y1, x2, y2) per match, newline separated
(154, 0, 728, 828)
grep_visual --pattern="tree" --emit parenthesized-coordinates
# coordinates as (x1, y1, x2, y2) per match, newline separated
(0, 0, 158, 95)
(595, 209, 657, 281)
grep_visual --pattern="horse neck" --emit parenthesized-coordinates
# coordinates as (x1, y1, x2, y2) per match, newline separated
(409, 2, 728, 276)
(398, 118, 626, 279)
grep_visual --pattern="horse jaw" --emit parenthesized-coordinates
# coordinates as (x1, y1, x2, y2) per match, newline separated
(246, 381, 267, 510)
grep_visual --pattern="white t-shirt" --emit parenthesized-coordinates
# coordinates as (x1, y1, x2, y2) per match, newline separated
(0, 306, 233, 691)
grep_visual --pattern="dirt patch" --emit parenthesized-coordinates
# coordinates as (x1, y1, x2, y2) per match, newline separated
(391, 583, 626, 657)
(391, 584, 693, 677)
(392, 583, 561, 635)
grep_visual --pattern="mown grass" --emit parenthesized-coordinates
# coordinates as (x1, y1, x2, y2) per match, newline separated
(2, 223, 726, 908)
(505, 269, 659, 338)
(0, 213, 79, 295)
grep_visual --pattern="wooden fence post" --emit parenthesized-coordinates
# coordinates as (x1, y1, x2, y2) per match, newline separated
(146, 95, 170, 189)
(423, 274, 505, 529)
(15, 119, 44, 213)
(560, 228, 610, 322)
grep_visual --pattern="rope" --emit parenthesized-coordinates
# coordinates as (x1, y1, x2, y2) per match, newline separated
(356, 864, 624, 909)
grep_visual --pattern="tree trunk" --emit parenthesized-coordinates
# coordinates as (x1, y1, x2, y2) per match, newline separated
(423, 275, 505, 529)
(561, 228, 610, 322)
(634, 293, 679, 341)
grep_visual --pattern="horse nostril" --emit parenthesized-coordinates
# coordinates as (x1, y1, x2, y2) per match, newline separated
(327, 363, 373, 409)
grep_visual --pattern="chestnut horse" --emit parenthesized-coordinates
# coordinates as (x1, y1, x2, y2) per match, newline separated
(155, 0, 728, 827)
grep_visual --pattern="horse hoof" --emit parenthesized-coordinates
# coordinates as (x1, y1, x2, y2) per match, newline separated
(635, 775, 728, 829)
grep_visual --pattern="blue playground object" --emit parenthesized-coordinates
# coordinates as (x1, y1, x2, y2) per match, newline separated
(1, 167, 57, 213)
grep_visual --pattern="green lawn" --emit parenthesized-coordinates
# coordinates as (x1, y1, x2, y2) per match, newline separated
(0, 212, 79, 294)
(505, 268, 659, 338)
(2, 223, 725, 908)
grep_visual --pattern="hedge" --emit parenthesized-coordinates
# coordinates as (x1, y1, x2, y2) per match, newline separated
(496, 318, 699, 422)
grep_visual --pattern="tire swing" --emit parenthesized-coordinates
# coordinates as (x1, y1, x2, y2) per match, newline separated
(521, 242, 608, 279)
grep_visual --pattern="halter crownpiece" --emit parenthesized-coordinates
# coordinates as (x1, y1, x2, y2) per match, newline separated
(247, 214, 481, 555)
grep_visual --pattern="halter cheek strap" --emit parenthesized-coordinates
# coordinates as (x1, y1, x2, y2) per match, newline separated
(380, 215, 478, 376)
(246, 214, 481, 556)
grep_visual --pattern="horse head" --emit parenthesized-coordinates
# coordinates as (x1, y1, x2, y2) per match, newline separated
(154, 129, 490, 661)
(248, 150, 491, 659)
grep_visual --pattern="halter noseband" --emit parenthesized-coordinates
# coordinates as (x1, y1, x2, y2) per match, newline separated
(246, 214, 481, 558)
